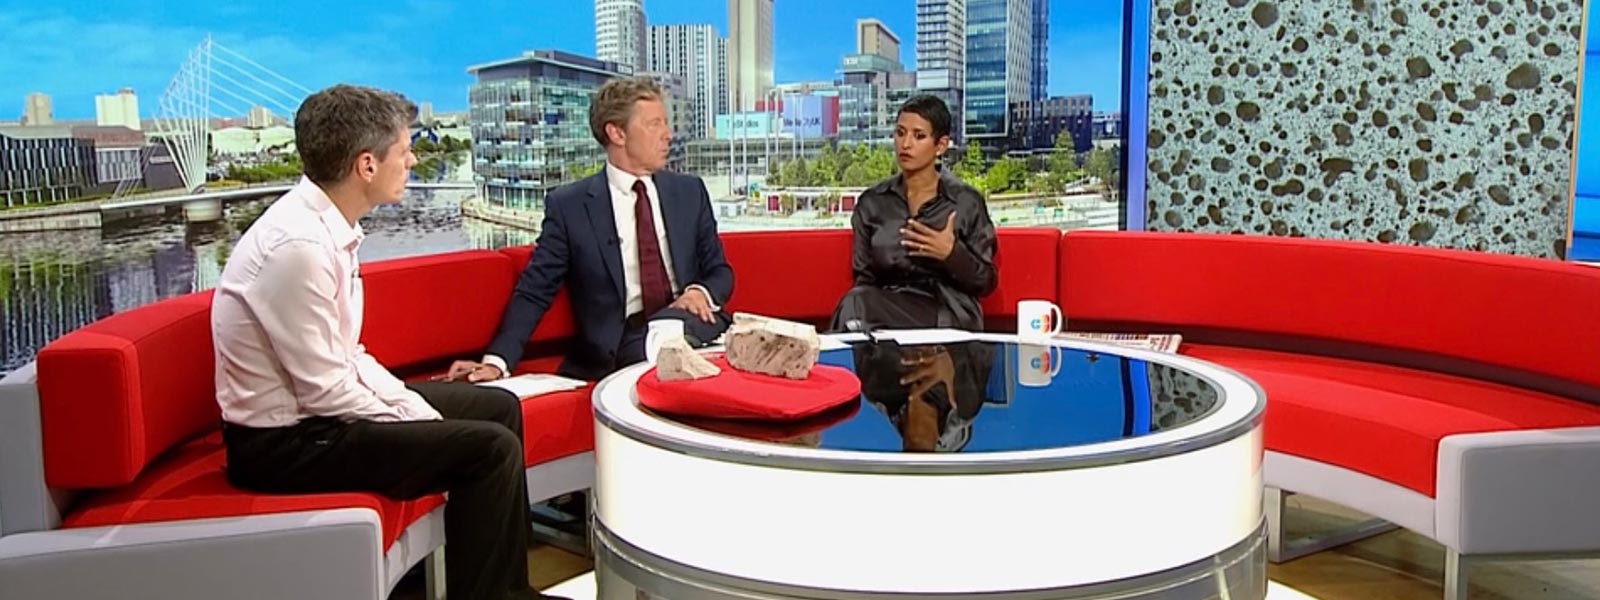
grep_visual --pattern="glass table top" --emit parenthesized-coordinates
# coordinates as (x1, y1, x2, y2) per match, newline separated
(653, 339, 1223, 454)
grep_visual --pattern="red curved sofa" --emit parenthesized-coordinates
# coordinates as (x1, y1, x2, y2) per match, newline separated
(1061, 231, 1600, 600)
(0, 228, 1595, 600)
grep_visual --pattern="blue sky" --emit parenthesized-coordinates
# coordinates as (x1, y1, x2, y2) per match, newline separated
(0, 0, 1125, 121)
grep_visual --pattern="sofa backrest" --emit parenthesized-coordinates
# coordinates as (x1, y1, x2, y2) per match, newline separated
(34, 250, 519, 489)
(498, 246, 580, 344)
(981, 227, 1061, 330)
(717, 228, 1062, 330)
(360, 250, 516, 371)
(36, 292, 219, 489)
(1059, 231, 1600, 401)
(720, 230, 855, 327)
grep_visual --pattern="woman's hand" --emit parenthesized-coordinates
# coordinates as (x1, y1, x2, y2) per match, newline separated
(900, 347, 956, 399)
(900, 212, 957, 260)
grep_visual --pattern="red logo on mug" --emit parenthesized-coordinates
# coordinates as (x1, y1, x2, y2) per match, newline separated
(1030, 313, 1056, 332)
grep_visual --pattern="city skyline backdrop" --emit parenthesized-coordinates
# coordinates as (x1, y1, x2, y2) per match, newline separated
(0, 0, 1125, 121)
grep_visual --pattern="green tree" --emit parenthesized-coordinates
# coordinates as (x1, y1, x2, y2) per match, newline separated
(864, 144, 897, 182)
(810, 144, 842, 187)
(1083, 148, 1115, 190)
(567, 161, 603, 181)
(841, 162, 872, 187)
(780, 157, 810, 187)
(439, 135, 470, 153)
(1026, 172, 1056, 195)
(983, 157, 1028, 194)
(953, 141, 987, 188)
(817, 191, 840, 215)
(1031, 131, 1084, 196)
(226, 155, 302, 184)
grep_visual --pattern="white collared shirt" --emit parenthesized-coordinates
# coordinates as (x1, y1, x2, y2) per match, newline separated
(481, 163, 718, 376)
(211, 177, 443, 427)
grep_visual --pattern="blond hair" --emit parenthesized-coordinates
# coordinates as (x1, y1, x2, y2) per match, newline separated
(588, 77, 663, 147)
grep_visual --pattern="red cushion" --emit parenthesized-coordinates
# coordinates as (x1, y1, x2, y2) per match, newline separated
(61, 433, 444, 550)
(405, 356, 593, 467)
(720, 230, 854, 326)
(670, 401, 861, 442)
(1184, 344, 1600, 496)
(404, 357, 594, 467)
(360, 251, 515, 371)
(37, 292, 219, 489)
(1061, 231, 1600, 391)
(498, 246, 579, 342)
(510, 355, 592, 466)
(636, 357, 862, 420)
(519, 388, 595, 467)
(980, 228, 1061, 324)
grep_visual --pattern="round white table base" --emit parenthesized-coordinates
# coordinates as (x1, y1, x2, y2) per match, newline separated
(546, 573, 1321, 600)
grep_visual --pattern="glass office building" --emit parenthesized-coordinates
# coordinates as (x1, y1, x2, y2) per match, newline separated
(468, 50, 632, 211)
(964, 0, 1032, 152)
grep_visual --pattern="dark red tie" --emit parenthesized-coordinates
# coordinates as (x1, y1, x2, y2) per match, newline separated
(633, 179, 672, 317)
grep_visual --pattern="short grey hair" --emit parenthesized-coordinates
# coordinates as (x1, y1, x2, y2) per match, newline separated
(294, 84, 418, 184)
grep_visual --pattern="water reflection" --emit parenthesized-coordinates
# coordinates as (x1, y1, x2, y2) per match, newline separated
(0, 190, 535, 376)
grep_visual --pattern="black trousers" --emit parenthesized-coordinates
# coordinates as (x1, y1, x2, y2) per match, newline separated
(829, 285, 949, 332)
(223, 383, 536, 600)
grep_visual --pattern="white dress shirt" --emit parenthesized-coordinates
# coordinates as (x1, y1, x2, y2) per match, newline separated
(481, 163, 717, 376)
(212, 177, 443, 427)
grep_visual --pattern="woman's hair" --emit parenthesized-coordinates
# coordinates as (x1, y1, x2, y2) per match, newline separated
(897, 94, 953, 141)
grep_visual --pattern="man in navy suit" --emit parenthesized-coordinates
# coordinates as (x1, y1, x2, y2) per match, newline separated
(446, 77, 734, 382)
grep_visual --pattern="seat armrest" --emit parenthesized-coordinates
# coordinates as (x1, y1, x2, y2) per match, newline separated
(1437, 426, 1600, 554)
(0, 363, 61, 536)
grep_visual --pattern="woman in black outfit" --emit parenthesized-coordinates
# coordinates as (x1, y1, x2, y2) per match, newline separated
(829, 95, 998, 332)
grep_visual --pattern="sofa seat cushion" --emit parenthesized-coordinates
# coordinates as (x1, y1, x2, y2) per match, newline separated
(60, 433, 444, 550)
(402, 356, 594, 468)
(1183, 344, 1600, 496)
(510, 357, 595, 467)
(517, 388, 596, 467)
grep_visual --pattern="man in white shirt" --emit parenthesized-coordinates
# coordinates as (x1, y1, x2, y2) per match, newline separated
(444, 77, 735, 382)
(211, 84, 564, 600)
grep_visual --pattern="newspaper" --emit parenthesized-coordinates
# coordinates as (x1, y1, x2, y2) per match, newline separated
(1055, 332, 1184, 354)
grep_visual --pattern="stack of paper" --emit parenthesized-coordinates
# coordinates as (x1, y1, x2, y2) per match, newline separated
(475, 373, 588, 398)
(1056, 332, 1184, 354)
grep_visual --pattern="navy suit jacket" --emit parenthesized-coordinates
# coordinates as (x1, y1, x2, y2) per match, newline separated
(485, 169, 734, 380)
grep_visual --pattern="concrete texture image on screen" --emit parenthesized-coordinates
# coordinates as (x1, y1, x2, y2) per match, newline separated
(1144, 0, 1581, 258)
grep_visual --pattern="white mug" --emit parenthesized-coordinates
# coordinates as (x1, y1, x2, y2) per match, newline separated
(1016, 299, 1064, 340)
(644, 319, 686, 366)
(1016, 343, 1063, 388)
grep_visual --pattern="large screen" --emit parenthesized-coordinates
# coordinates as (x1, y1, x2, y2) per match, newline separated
(1571, 3, 1599, 261)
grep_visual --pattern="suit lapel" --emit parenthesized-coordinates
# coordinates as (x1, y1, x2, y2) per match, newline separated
(657, 175, 695, 286)
(582, 173, 627, 302)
